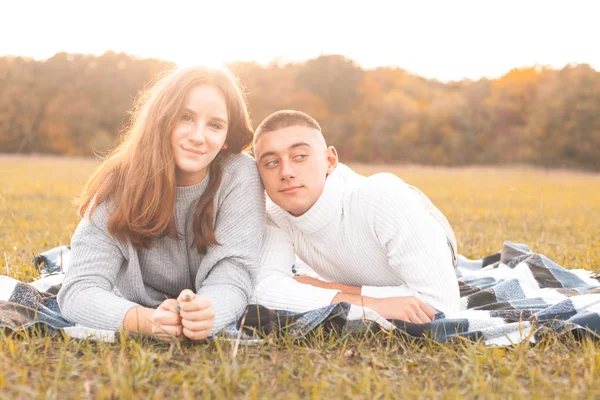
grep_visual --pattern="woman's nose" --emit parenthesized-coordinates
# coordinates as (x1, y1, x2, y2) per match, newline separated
(189, 125, 206, 144)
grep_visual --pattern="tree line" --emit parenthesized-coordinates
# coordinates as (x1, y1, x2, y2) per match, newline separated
(1, 51, 599, 170)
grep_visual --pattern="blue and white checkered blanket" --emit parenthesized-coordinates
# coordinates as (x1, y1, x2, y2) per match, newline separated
(2, 242, 599, 346)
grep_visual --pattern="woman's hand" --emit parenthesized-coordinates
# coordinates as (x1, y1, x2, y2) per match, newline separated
(151, 299, 183, 341)
(177, 289, 215, 341)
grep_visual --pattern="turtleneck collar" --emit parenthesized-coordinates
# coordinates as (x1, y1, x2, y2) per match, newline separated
(268, 164, 350, 234)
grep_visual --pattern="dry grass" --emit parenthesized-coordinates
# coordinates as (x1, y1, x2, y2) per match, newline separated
(1, 155, 600, 399)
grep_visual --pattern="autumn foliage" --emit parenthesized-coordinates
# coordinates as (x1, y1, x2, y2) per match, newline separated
(1, 52, 599, 170)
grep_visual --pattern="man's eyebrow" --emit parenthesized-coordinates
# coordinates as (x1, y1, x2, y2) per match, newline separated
(258, 151, 276, 162)
(258, 142, 312, 163)
(290, 142, 312, 150)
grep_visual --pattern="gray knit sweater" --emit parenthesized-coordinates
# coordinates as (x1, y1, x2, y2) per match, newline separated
(57, 153, 265, 333)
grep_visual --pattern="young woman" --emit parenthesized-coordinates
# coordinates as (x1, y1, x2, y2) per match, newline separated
(57, 67, 265, 341)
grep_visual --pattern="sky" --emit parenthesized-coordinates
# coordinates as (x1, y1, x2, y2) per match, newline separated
(1, 0, 598, 82)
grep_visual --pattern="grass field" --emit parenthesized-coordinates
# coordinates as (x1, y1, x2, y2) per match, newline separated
(1, 155, 600, 399)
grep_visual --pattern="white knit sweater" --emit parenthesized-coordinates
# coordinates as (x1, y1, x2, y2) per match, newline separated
(253, 163, 460, 315)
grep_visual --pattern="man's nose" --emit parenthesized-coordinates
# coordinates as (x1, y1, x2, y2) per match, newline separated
(279, 160, 295, 180)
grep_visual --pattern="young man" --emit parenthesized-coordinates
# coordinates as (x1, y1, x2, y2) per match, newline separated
(252, 110, 460, 324)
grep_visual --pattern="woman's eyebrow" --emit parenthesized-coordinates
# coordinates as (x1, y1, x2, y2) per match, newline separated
(211, 116, 228, 125)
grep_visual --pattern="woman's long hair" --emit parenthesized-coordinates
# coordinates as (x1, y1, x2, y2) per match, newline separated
(78, 66, 253, 253)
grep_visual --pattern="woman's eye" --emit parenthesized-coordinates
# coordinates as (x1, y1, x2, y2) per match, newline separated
(209, 122, 223, 129)
(181, 114, 193, 122)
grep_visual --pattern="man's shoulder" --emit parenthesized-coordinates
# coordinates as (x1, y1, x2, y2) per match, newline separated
(351, 171, 424, 226)
(335, 164, 406, 192)
(357, 172, 409, 199)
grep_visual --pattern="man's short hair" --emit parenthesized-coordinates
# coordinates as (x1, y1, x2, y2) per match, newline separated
(253, 110, 321, 145)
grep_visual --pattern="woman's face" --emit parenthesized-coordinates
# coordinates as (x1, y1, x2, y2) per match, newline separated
(171, 85, 228, 186)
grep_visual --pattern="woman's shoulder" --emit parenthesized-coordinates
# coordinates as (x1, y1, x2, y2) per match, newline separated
(216, 152, 265, 222)
(222, 151, 255, 167)
(81, 195, 114, 226)
(72, 196, 125, 249)
(222, 152, 260, 182)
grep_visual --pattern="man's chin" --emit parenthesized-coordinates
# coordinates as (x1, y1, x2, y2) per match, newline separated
(268, 194, 311, 216)
(285, 205, 309, 217)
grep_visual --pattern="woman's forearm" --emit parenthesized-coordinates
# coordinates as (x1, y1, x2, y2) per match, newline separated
(123, 306, 156, 335)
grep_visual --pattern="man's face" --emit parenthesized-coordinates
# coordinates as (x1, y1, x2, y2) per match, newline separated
(254, 125, 337, 216)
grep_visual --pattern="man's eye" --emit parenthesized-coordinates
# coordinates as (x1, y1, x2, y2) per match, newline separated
(294, 154, 308, 160)
(265, 160, 278, 168)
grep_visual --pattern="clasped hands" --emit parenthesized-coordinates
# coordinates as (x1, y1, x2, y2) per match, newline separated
(151, 289, 214, 342)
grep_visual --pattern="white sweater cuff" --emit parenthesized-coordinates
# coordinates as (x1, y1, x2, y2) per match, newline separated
(253, 283, 341, 313)
(361, 285, 415, 299)
(300, 286, 342, 311)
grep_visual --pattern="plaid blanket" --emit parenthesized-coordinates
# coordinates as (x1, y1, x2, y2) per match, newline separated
(1, 242, 600, 346)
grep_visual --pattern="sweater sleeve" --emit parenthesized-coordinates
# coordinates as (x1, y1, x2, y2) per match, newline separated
(252, 224, 341, 312)
(195, 159, 266, 333)
(359, 174, 460, 314)
(57, 203, 140, 331)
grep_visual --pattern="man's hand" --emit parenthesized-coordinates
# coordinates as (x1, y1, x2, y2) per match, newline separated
(177, 289, 215, 341)
(331, 293, 435, 324)
(151, 299, 183, 341)
(364, 296, 436, 323)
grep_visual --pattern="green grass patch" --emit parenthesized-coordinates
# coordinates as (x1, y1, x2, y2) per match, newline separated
(1, 156, 600, 399)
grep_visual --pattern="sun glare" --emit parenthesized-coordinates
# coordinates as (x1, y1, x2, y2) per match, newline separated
(0, 0, 598, 81)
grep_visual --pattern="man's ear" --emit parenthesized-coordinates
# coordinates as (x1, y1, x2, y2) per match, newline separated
(325, 146, 338, 176)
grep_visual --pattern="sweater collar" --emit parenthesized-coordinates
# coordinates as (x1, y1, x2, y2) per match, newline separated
(175, 171, 210, 202)
(269, 164, 347, 234)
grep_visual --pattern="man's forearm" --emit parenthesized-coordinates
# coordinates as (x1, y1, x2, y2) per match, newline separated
(293, 276, 361, 295)
(331, 292, 370, 306)
(328, 283, 361, 296)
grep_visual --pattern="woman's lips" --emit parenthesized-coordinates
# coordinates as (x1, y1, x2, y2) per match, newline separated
(183, 147, 206, 155)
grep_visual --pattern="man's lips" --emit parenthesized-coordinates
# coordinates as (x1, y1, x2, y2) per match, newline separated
(183, 147, 206, 155)
(280, 185, 303, 193)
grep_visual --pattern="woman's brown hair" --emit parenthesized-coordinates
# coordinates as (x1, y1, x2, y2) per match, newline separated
(78, 66, 253, 253)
